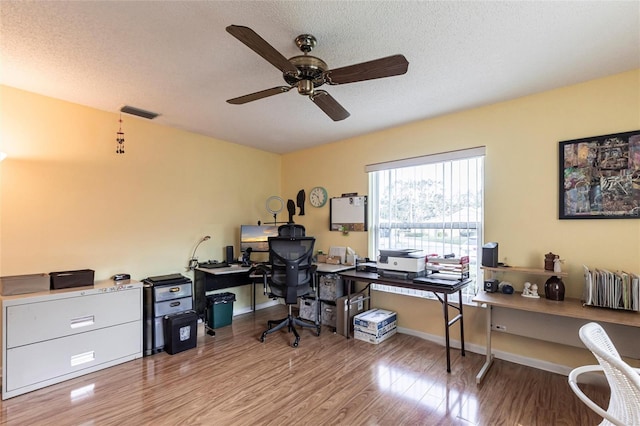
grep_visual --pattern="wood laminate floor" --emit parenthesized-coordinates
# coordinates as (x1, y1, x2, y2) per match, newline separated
(0, 305, 609, 425)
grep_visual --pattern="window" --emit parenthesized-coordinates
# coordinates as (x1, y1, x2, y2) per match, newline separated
(367, 147, 485, 302)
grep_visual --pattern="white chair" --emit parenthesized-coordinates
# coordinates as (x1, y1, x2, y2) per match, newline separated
(568, 322, 640, 426)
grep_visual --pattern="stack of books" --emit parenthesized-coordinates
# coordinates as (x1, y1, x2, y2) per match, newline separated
(426, 255, 470, 280)
(583, 266, 639, 312)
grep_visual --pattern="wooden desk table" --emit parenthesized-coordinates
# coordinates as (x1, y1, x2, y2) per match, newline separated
(340, 270, 471, 373)
(472, 291, 640, 384)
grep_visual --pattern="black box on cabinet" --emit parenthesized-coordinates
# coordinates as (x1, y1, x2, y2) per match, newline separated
(50, 269, 95, 290)
(163, 310, 198, 355)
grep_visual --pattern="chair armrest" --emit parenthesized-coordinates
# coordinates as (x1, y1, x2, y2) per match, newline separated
(252, 264, 271, 294)
(568, 365, 625, 426)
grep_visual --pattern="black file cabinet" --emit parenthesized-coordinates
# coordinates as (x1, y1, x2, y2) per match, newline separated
(143, 274, 193, 356)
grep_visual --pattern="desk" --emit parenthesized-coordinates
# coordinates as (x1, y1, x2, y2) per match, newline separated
(194, 266, 256, 320)
(316, 263, 355, 274)
(340, 270, 471, 373)
(194, 263, 355, 322)
(472, 291, 640, 384)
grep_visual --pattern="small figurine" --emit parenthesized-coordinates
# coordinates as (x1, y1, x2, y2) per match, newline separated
(531, 283, 539, 296)
(522, 281, 540, 298)
(554, 258, 563, 273)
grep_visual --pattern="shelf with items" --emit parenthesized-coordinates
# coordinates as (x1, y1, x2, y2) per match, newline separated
(481, 265, 569, 300)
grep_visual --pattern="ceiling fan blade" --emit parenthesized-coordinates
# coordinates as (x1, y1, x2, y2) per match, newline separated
(325, 54, 409, 85)
(311, 90, 350, 121)
(226, 25, 299, 75)
(227, 86, 292, 104)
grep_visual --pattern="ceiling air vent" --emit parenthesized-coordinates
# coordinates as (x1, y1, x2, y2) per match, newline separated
(120, 105, 159, 120)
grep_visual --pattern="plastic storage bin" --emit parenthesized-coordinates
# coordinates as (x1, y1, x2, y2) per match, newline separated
(207, 292, 236, 329)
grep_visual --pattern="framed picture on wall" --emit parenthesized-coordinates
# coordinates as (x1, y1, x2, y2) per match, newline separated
(559, 129, 640, 219)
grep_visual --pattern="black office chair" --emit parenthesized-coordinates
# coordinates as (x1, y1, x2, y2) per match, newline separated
(277, 223, 306, 237)
(258, 234, 320, 347)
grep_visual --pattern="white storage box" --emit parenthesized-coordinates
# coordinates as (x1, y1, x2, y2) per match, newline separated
(354, 309, 397, 333)
(354, 325, 397, 344)
(353, 309, 397, 344)
(0, 273, 49, 296)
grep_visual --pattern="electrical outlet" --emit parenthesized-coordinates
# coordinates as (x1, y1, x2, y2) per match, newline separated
(492, 324, 507, 331)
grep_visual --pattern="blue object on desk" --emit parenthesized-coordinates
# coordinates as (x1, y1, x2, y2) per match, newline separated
(499, 282, 514, 294)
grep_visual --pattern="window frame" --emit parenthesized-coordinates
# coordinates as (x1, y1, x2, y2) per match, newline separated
(366, 147, 485, 304)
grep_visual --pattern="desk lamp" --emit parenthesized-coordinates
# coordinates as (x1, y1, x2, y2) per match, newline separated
(188, 235, 210, 270)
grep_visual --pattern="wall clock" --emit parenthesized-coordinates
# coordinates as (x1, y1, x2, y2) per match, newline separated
(309, 186, 328, 207)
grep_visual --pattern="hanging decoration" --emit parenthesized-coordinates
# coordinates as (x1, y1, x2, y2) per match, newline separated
(116, 113, 125, 154)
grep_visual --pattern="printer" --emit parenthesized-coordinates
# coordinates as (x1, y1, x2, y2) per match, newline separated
(377, 249, 427, 279)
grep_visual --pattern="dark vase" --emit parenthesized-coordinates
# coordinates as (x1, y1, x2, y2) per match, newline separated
(544, 276, 565, 301)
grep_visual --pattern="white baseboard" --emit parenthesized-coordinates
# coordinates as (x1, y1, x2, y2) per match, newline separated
(397, 326, 573, 377)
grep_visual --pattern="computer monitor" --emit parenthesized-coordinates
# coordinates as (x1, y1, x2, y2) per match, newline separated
(240, 225, 279, 252)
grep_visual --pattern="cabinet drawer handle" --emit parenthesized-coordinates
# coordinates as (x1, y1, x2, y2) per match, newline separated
(170, 287, 181, 293)
(70, 315, 95, 329)
(170, 301, 181, 307)
(71, 351, 95, 367)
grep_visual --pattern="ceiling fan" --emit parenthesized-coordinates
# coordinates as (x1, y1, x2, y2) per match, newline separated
(225, 25, 409, 121)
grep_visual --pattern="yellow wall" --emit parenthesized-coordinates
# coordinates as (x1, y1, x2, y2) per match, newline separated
(282, 69, 640, 368)
(0, 85, 281, 309)
(1, 70, 639, 369)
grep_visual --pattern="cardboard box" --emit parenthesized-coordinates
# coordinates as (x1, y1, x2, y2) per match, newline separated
(0, 273, 49, 296)
(354, 325, 397, 344)
(354, 309, 397, 333)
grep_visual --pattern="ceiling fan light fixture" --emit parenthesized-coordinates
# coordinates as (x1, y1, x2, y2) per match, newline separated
(298, 80, 313, 96)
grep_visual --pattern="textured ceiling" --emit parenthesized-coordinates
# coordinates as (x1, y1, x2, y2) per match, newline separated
(1, 1, 639, 154)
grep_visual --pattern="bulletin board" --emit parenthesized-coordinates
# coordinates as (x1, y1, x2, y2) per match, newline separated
(330, 196, 368, 231)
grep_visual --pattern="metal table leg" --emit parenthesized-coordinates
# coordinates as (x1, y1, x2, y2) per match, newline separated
(476, 304, 494, 384)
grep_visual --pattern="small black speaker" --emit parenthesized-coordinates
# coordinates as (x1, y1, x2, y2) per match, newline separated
(225, 245, 234, 264)
(484, 279, 499, 293)
(482, 242, 498, 267)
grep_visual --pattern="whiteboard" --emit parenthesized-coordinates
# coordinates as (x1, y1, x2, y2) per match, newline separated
(330, 196, 368, 232)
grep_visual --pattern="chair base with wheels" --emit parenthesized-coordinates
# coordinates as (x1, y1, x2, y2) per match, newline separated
(260, 304, 320, 347)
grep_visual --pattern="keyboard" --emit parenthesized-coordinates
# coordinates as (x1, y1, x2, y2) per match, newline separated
(199, 261, 229, 269)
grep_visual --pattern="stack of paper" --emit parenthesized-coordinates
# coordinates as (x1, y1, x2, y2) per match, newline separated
(583, 265, 639, 311)
(426, 255, 470, 280)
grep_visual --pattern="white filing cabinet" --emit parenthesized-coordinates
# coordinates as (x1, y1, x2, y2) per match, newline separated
(2, 280, 143, 399)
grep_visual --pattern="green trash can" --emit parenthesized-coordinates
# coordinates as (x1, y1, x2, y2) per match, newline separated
(207, 292, 236, 329)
